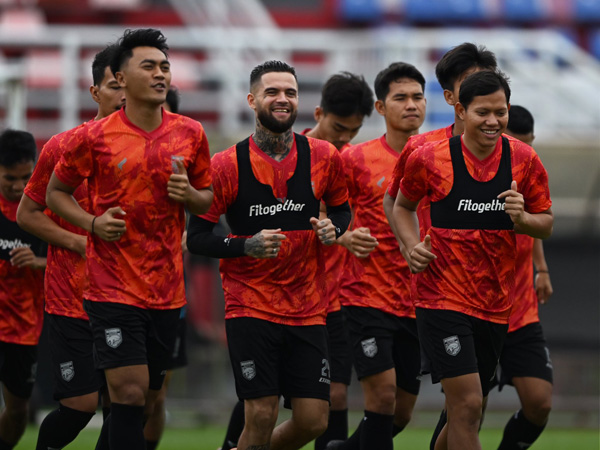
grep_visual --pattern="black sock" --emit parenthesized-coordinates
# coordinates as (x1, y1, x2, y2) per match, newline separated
(360, 410, 393, 450)
(109, 403, 145, 450)
(35, 404, 95, 450)
(314, 409, 348, 450)
(392, 423, 406, 437)
(497, 409, 546, 450)
(221, 400, 245, 450)
(0, 437, 13, 450)
(430, 409, 447, 450)
(95, 412, 110, 450)
(145, 440, 159, 450)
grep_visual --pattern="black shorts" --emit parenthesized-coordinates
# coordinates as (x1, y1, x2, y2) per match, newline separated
(226, 317, 330, 404)
(326, 309, 352, 385)
(167, 313, 188, 370)
(496, 322, 553, 390)
(84, 300, 181, 391)
(416, 307, 508, 397)
(345, 306, 421, 395)
(0, 341, 37, 399)
(46, 313, 105, 400)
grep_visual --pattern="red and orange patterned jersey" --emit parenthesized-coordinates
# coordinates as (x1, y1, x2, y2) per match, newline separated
(54, 108, 212, 310)
(202, 135, 348, 326)
(509, 234, 539, 332)
(0, 195, 44, 345)
(387, 125, 454, 238)
(24, 125, 90, 320)
(340, 136, 413, 317)
(301, 128, 349, 314)
(401, 137, 551, 324)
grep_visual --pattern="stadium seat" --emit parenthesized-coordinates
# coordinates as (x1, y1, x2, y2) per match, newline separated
(502, 0, 548, 22)
(338, 0, 383, 22)
(589, 29, 600, 59)
(403, 0, 489, 23)
(573, 0, 600, 22)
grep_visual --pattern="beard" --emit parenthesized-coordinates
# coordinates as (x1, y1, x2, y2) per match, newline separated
(256, 105, 297, 134)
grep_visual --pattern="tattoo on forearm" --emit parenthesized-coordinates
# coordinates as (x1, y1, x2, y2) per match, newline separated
(254, 122, 294, 162)
(244, 233, 269, 258)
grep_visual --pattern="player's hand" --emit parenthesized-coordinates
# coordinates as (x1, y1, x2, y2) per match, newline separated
(9, 246, 44, 269)
(408, 235, 436, 273)
(342, 227, 378, 258)
(535, 271, 553, 305)
(244, 229, 287, 259)
(498, 180, 525, 226)
(168, 158, 194, 203)
(93, 207, 127, 242)
(310, 217, 337, 246)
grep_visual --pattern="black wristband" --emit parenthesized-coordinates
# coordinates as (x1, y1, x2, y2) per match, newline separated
(91, 216, 97, 235)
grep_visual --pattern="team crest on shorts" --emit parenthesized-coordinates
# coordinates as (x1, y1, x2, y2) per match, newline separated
(60, 361, 75, 382)
(241, 360, 256, 380)
(361, 337, 378, 358)
(105, 328, 123, 348)
(443, 335, 461, 356)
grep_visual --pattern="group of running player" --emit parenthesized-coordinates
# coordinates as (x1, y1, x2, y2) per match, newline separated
(0, 27, 554, 450)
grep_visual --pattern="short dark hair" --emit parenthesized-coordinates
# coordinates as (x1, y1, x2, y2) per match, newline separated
(459, 70, 511, 110)
(92, 44, 119, 86)
(0, 129, 37, 167)
(374, 62, 426, 101)
(320, 72, 374, 118)
(110, 28, 169, 76)
(507, 105, 534, 135)
(165, 86, 180, 114)
(435, 43, 497, 91)
(250, 60, 297, 90)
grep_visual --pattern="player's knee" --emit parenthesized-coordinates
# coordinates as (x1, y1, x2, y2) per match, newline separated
(111, 383, 146, 406)
(296, 408, 328, 439)
(449, 393, 482, 426)
(368, 383, 396, 412)
(523, 398, 552, 426)
(246, 402, 278, 433)
(329, 383, 348, 410)
(4, 401, 29, 426)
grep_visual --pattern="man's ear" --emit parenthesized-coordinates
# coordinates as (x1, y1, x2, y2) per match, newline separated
(314, 106, 323, 122)
(375, 99, 386, 116)
(443, 89, 455, 107)
(455, 102, 465, 121)
(247, 92, 256, 110)
(89, 85, 100, 105)
(115, 71, 126, 88)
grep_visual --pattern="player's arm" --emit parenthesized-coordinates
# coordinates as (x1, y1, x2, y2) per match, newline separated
(186, 215, 286, 259)
(335, 203, 378, 258)
(383, 191, 408, 260)
(497, 180, 553, 239)
(393, 192, 436, 273)
(46, 172, 126, 242)
(532, 238, 553, 305)
(310, 200, 352, 247)
(17, 195, 86, 258)
(168, 159, 213, 215)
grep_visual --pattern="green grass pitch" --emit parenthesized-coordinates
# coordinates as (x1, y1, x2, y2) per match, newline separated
(16, 424, 599, 449)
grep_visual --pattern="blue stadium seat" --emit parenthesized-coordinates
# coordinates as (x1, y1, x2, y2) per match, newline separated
(403, 0, 489, 22)
(574, 0, 600, 22)
(338, 0, 383, 22)
(589, 29, 600, 59)
(502, 0, 547, 22)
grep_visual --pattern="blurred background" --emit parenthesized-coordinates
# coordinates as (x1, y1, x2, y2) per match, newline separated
(0, 0, 597, 435)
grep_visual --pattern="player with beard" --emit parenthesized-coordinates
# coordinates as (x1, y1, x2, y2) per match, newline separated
(217, 71, 373, 450)
(186, 60, 351, 450)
